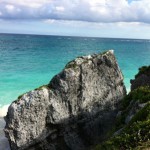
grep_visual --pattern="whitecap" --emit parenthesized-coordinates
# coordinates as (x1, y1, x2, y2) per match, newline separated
(0, 105, 9, 117)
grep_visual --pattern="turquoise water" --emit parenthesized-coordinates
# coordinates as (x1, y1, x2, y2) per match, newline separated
(0, 34, 150, 107)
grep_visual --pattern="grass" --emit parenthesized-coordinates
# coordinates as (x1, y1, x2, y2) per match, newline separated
(17, 85, 50, 100)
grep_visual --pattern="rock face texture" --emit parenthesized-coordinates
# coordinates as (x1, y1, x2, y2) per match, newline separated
(130, 66, 150, 91)
(4, 50, 126, 150)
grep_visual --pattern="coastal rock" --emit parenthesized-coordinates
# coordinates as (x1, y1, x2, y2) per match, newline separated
(130, 66, 150, 91)
(4, 50, 126, 150)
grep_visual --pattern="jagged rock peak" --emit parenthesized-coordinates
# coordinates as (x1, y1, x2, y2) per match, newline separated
(4, 50, 126, 150)
(65, 50, 114, 68)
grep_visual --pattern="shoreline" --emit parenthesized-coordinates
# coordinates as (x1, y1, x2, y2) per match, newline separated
(0, 117, 10, 150)
(0, 105, 11, 149)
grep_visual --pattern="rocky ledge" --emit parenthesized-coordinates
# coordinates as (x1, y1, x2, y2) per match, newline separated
(4, 50, 126, 150)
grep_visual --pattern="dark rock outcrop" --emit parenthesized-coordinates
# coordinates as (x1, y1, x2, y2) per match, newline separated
(130, 66, 150, 91)
(4, 50, 126, 150)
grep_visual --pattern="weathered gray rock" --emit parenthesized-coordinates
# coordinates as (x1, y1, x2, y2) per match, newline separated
(4, 50, 126, 150)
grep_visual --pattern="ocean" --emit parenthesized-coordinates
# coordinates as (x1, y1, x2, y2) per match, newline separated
(0, 34, 150, 149)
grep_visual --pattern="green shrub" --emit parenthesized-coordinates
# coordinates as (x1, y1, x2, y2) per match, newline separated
(122, 86, 150, 110)
(135, 66, 150, 78)
(93, 86, 150, 150)
(130, 103, 150, 124)
(96, 120, 150, 150)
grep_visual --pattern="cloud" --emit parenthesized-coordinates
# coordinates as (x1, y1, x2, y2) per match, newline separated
(0, 0, 150, 23)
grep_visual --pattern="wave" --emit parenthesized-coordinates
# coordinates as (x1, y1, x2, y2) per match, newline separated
(0, 105, 9, 117)
(126, 88, 130, 94)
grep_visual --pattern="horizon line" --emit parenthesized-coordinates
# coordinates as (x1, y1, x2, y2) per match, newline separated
(0, 32, 149, 40)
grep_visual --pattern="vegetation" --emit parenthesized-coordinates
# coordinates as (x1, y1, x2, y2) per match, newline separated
(93, 85, 150, 150)
(96, 120, 150, 150)
(17, 85, 50, 100)
(18, 93, 26, 99)
(34, 84, 50, 90)
(135, 66, 150, 78)
(122, 86, 150, 110)
(65, 62, 78, 69)
(130, 103, 150, 123)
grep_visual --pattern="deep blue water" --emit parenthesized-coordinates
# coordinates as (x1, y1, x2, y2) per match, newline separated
(0, 34, 150, 107)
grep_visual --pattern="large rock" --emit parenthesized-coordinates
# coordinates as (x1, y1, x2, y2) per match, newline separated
(4, 50, 126, 150)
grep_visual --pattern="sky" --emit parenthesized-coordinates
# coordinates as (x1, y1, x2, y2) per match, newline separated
(0, 0, 150, 39)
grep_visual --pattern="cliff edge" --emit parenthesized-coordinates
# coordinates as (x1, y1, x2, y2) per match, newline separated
(4, 50, 126, 150)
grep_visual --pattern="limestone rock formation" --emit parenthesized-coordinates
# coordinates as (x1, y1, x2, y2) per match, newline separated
(4, 50, 126, 150)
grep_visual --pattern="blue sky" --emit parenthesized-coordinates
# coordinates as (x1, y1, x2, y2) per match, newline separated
(0, 0, 150, 39)
(128, 0, 134, 3)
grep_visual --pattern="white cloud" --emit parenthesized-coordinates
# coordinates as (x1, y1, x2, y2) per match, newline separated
(0, 0, 150, 23)
(2, 0, 52, 8)
(55, 6, 65, 12)
(5, 4, 15, 11)
(44, 19, 55, 24)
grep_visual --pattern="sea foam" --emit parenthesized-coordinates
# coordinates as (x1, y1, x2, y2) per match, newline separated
(0, 105, 9, 117)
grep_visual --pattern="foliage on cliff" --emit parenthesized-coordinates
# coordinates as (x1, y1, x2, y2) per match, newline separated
(93, 86, 150, 150)
(93, 65, 150, 150)
(135, 66, 150, 78)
